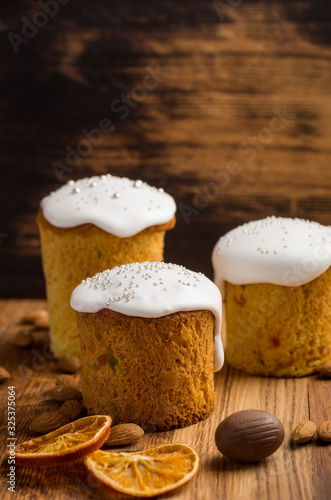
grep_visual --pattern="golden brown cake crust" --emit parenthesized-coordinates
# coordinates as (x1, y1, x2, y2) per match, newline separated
(77, 309, 215, 431)
(37, 209, 175, 358)
(225, 267, 331, 377)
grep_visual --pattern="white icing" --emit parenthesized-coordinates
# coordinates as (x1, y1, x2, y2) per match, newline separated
(212, 216, 331, 290)
(40, 174, 176, 237)
(70, 261, 224, 372)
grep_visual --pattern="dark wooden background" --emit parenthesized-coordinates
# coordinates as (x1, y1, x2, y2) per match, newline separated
(1, 0, 331, 297)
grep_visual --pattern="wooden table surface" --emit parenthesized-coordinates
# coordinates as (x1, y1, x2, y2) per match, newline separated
(0, 299, 330, 500)
(1, 4, 331, 496)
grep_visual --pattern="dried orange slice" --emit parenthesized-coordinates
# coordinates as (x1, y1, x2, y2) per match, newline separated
(84, 443, 199, 497)
(15, 415, 111, 467)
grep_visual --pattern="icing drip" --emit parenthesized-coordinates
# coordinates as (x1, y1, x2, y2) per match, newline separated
(212, 216, 331, 290)
(41, 174, 176, 237)
(71, 261, 224, 372)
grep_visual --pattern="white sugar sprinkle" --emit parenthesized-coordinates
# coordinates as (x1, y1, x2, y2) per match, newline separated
(212, 216, 331, 289)
(41, 174, 176, 238)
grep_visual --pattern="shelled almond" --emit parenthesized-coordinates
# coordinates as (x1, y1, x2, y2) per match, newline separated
(57, 355, 81, 373)
(47, 384, 82, 402)
(104, 423, 144, 447)
(317, 420, 331, 442)
(29, 410, 71, 434)
(59, 400, 85, 420)
(291, 421, 316, 444)
(31, 330, 50, 347)
(55, 374, 78, 387)
(13, 329, 33, 347)
(22, 309, 49, 326)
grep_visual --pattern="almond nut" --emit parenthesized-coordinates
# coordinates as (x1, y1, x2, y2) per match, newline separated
(22, 309, 48, 325)
(0, 366, 10, 382)
(31, 330, 50, 347)
(13, 329, 33, 347)
(292, 420, 317, 443)
(317, 420, 331, 442)
(55, 374, 78, 387)
(59, 400, 84, 420)
(104, 423, 144, 447)
(34, 310, 50, 329)
(57, 355, 81, 373)
(29, 411, 70, 434)
(318, 362, 331, 378)
(47, 384, 82, 402)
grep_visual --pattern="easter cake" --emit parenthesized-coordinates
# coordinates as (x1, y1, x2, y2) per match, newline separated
(70, 261, 224, 431)
(37, 175, 176, 358)
(212, 216, 331, 377)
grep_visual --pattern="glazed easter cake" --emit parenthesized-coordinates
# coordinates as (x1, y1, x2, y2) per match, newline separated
(70, 261, 224, 431)
(212, 216, 331, 377)
(37, 175, 176, 358)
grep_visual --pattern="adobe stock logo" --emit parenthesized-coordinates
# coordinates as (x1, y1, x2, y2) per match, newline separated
(7, 0, 70, 54)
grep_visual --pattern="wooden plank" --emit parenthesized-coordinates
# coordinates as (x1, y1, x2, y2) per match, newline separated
(0, 299, 329, 499)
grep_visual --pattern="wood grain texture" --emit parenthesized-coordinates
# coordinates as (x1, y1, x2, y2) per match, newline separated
(0, 299, 330, 499)
(1, 0, 331, 296)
